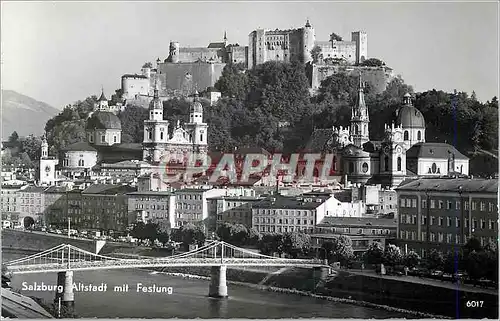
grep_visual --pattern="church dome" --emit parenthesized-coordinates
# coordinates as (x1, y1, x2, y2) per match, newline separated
(86, 111, 121, 130)
(395, 93, 425, 128)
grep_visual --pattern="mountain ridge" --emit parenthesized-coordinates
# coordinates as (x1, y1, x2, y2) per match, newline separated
(1, 90, 60, 139)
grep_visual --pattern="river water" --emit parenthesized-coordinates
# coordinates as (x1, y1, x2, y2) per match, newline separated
(4, 252, 411, 319)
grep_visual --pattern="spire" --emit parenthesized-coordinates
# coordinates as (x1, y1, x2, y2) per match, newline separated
(403, 93, 412, 105)
(153, 80, 159, 99)
(98, 86, 107, 102)
(305, 19, 311, 28)
(224, 31, 227, 41)
(355, 73, 366, 109)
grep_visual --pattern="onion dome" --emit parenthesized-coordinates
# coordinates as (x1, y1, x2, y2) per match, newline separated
(190, 91, 203, 113)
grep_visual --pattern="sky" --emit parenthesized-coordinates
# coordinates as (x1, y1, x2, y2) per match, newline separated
(1, 1, 498, 109)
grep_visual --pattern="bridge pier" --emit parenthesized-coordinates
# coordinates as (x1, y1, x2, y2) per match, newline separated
(208, 265, 228, 298)
(55, 271, 74, 314)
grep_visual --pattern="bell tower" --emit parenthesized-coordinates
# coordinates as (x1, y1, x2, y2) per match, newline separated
(349, 75, 370, 148)
(143, 81, 170, 163)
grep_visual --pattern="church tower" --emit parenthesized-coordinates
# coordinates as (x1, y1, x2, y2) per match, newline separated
(349, 75, 370, 148)
(94, 87, 109, 111)
(143, 82, 170, 163)
(223, 31, 228, 47)
(184, 91, 208, 153)
(39, 135, 58, 186)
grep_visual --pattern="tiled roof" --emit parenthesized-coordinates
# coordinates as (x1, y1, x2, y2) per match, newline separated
(82, 184, 136, 195)
(406, 143, 468, 160)
(252, 195, 331, 210)
(207, 42, 225, 48)
(309, 234, 393, 240)
(19, 186, 45, 193)
(318, 216, 397, 228)
(396, 178, 498, 193)
(43, 186, 69, 193)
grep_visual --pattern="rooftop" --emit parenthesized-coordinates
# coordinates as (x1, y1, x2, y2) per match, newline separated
(127, 191, 174, 196)
(252, 195, 331, 210)
(19, 186, 45, 193)
(406, 142, 468, 160)
(82, 184, 137, 195)
(396, 178, 498, 194)
(62, 142, 97, 152)
(318, 216, 397, 228)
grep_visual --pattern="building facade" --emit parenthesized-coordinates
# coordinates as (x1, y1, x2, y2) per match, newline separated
(127, 191, 176, 228)
(396, 178, 498, 257)
(18, 186, 45, 226)
(208, 195, 264, 231)
(0, 184, 25, 223)
(173, 188, 228, 228)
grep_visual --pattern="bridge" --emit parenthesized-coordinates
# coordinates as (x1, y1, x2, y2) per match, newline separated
(4, 240, 328, 308)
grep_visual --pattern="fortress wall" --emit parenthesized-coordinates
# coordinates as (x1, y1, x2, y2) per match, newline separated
(311, 65, 394, 94)
(178, 48, 223, 63)
(159, 62, 226, 93)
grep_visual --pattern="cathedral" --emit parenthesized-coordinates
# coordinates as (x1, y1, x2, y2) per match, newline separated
(51, 86, 208, 179)
(306, 77, 469, 188)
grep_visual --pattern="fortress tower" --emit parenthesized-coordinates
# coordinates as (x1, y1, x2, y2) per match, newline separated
(302, 19, 316, 64)
(351, 31, 367, 64)
(168, 42, 180, 63)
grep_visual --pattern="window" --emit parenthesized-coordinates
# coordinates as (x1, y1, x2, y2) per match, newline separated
(489, 220, 495, 230)
(431, 163, 437, 174)
(455, 201, 461, 210)
(456, 218, 460, 228)
(397, 157, 402, 171)
(400, 198, 405, 207)
(412, 215, 416, 224)
(455, 235, 461, 244)
(438, 200, 443, 209)
(384, 156, 389, 171)
(480, 202, 485, 211)
(78, 159, 85, 167)
(447, 217, 451, 227)
(473, 219, 477, 229)
(488, 203, 494, 212)
(412, 199, 417, 208)
(113, 135, 117, 143)
(430, 200, 435, 208)
(464, 201, 469, 210)
(349, 162, 354, 173)
(430, 233, 435, 242)
(481, 219, 486, 229)
(406, 199, 411, 207)
(447, 201, 452, 210)
(160, 132, 164, 140)
(446, 233, 452, 243)
(101, 135, 105, 143)
(362, 162, 369, 173)
(421, 216, 427, 225)
(417, 131, 422, 141)
(421, 232, 427, 241)
(422, 199, 427, 208)
(471, 202, 476, 210)
(438, 233, 444, 242)
(148, 131, 152, 140)
(430, 216, 435, 225)
(200, 134, 203, 142)
(404, 131, 409, 141)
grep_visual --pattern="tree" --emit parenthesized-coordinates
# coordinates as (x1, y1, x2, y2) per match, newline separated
(216, 222, 233, 242)
(426, 249, 445, 270)
(322, 235, 354, 266)
(214, 63, 249, 100)
(403, 250, 421, 269)
(19, 135, 42, 162)
(282, 232, 311, 258)
(383, 244, 403, 267)
(364, 242, 384, 265)
(8, 131, 19, 145)
(230, 224, 249, 246)
(117, 105, 149, 143)
(329, 33, 343, 42)
(142, 62, 153, 68)
(257, 233, 284, 256)
(358, 58, 385, 67)
(178, 223, 206, 250)
(311, 45, 322, 64)
(247, 227, 260, 246)
(463, 237, 482, 256)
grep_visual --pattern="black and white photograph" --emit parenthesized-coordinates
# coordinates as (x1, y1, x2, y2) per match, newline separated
(1, 0, 498, 319)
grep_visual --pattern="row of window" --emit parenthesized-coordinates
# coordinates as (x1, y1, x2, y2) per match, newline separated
(177, 203, 202, 210)
(134, 204, 168, 210)
(254, 218, 314, 225)
(253, 209, 313, 217)
(400, 214, 496, 230)
(401, 198, 497, 212)
(399, 231, 495, 246)
(255, 225, 313, 233)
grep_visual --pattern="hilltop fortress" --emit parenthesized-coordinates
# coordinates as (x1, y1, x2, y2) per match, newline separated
(121, 20, 394, 103)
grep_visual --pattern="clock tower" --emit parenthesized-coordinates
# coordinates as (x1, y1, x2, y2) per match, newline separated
(39, 135, 58, 186)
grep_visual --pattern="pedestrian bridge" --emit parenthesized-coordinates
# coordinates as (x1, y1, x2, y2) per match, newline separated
(4, 240, 326, 274)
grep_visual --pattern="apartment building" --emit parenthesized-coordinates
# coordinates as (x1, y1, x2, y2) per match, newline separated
(251, 194, 338, 233)
(127, 191, 176, 228)
(208, 195, 264, 231)
(396, 178, 498, 257)
(1, 184, 26, 222)
(18, 186, 45, 225)
(173, 187, 228, 228)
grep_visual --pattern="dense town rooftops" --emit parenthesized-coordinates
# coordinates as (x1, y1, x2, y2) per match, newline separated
(207, 42, 225, 48)
(252, 195, 331, 210)
(406, 143, 468, 160)
(43, 186, 69, 193)
(308, 233, 393, 241)
(318, 216, 397, 228)
(174, 187, 214, 193)
(207, 195, 263, 201)
(396, 178, 498, 193)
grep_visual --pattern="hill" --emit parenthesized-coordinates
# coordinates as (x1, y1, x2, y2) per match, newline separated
(1, 90, 60, 138)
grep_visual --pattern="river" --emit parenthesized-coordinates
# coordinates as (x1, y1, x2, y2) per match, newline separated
(4, 252, 412, 319)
